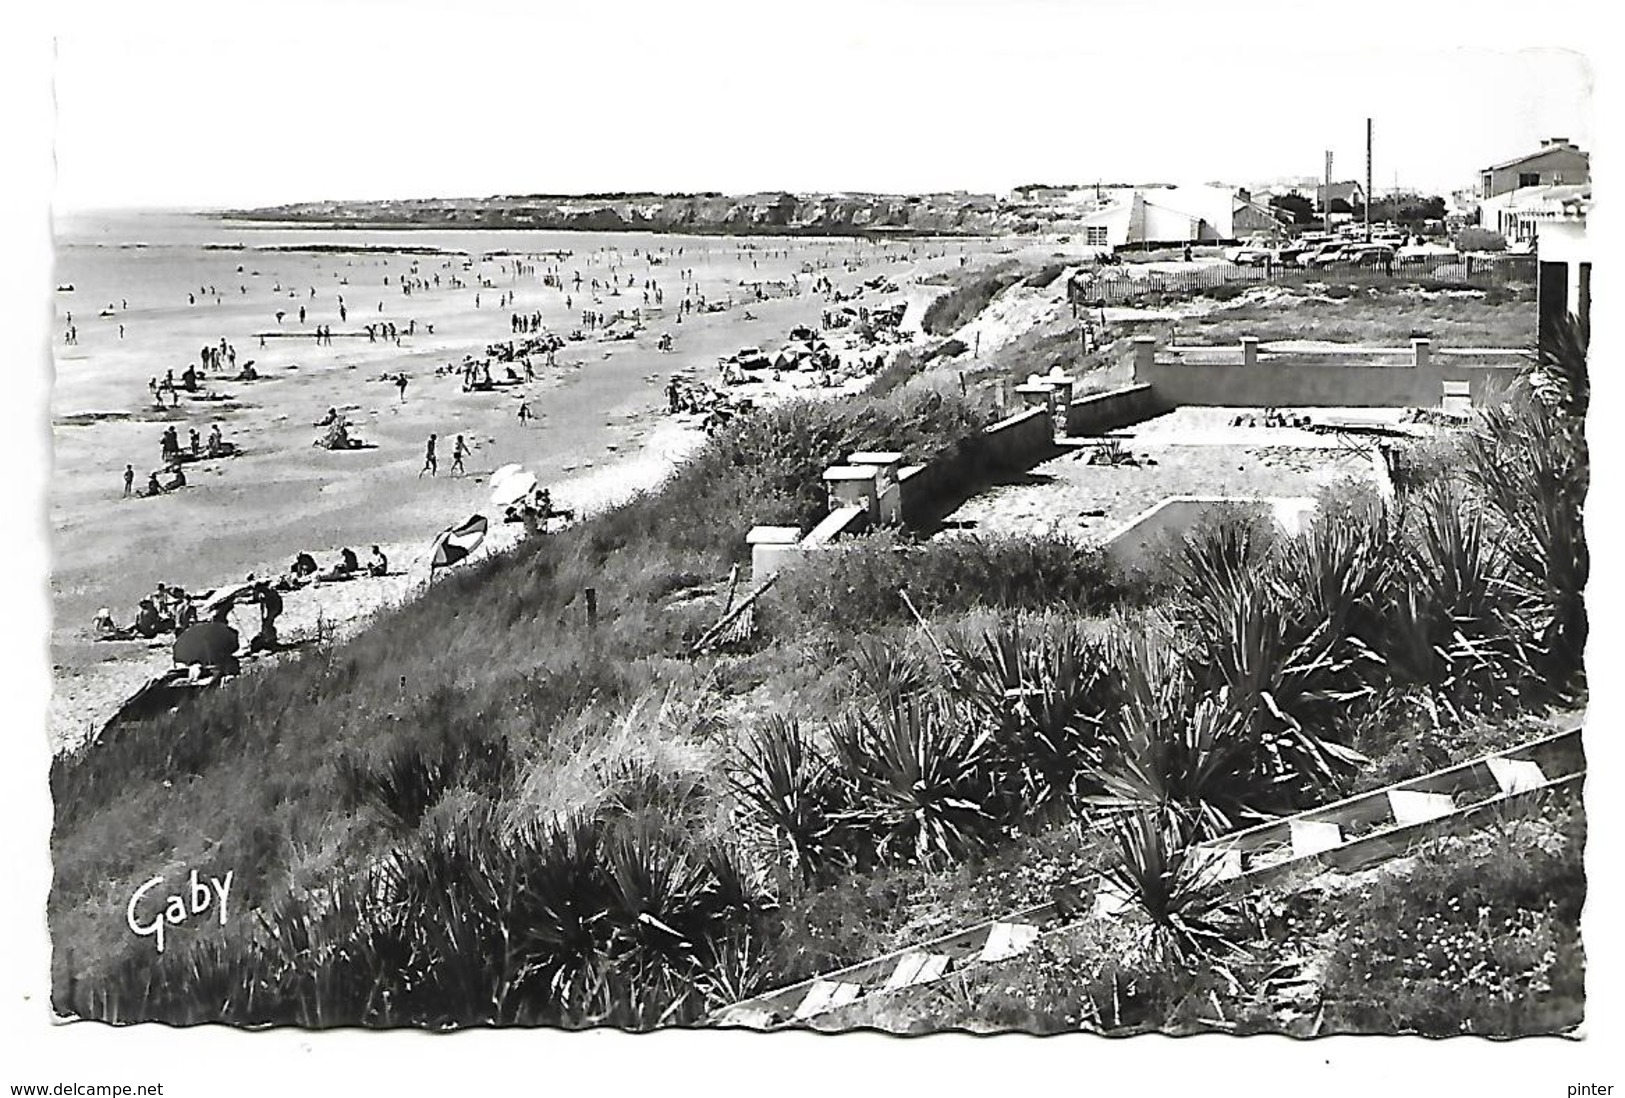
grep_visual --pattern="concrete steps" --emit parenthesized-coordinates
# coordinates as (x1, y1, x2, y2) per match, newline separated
(706, 723, 1583, 1030)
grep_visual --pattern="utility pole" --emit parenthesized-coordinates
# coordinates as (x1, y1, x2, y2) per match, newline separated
(1365, 118, 1374, 243)
(1324, 150, 1334, 234)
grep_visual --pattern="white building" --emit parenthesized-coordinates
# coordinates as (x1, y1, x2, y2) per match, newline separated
(1479, 183, 1590, 245)
(1076, 185, 1284, 250)
(1535, 192, 1591, 345)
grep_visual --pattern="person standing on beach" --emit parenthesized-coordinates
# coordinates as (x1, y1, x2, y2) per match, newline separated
(396, 373, 409, 402)
(518, 401, 532, 426)
(123, 464, 134, 497)
(420, 434, 438, 477)
(450, 435, 469, 476)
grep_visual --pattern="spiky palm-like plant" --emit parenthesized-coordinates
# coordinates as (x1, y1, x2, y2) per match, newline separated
(1382, 478, 1540, 718)
(1102, 807, 1248, 968)
(1090, 690, 1271, 840)
(1460, 312, 1588, 700)
(947, 620, 1113, 824)
(830, 695, 1000, 867)
(727, 715, 848, 882)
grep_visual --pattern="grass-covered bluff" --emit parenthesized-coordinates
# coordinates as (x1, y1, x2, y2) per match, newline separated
(49, 265, 1587, 1033)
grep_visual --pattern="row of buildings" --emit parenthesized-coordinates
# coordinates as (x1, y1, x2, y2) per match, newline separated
(1011, 136, 1589, 258)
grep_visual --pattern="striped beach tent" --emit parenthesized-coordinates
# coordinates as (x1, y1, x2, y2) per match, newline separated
(429, 515, 489, 570)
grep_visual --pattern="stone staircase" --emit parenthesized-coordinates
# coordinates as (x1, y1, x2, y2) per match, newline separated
(707, 721, 1583, 1029)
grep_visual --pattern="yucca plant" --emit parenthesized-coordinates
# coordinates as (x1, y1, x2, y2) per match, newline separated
(1181, 567, 1368, 807)
(600, 814, 715, 968)
(1382, 479, 1539, 717)
(1172, 509, 1278, 633)
(830, 695, 1000, 867)
(1102, 807, 1249, 969)
(1270, 500, 1397, 700)
(512, 810, 614, 1015)
(850, 634, 937, 704)
(946, 620, 1113, 823)
(727, 715, 848, 882)
(1089, 688, 1272, 840)
(1460, 314, 1588, 700)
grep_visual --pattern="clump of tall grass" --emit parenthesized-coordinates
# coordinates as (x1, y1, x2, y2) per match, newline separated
(66, 790, 776, 1028)
(766, 531, 1130, 639)
(921, 264, 1024, 335)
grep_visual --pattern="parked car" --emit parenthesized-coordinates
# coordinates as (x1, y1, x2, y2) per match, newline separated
(1397, 242, 1455, 260)
(1276, 239, 1323, 265)
(1224, 242, 1276, 266)
(1299, 241, 1348, 267)
(1341, 244, 1397, 267)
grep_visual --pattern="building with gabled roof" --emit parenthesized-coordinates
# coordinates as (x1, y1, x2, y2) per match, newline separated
(1479, 138, 1589, 199)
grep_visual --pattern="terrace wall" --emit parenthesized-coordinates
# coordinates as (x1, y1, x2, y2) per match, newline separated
(1064, 383, 1164, 435)
(1103, 496, 1317, 564)
(978, 406, 1057, 470)
(1132, 339, 1526, 408)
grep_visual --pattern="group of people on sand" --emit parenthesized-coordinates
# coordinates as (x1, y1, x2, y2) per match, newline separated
(128, 422, 234, 497)
(367, 320, 417, 344)
(95, 584, 199, 641)
(282, 545, 388, 587)
(94, 577, 282, 654)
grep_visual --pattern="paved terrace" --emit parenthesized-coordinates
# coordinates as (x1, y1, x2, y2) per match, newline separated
(933, 407, 1396, 543)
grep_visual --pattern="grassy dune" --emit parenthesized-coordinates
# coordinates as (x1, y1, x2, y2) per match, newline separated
(49, 267, 1586, 1032)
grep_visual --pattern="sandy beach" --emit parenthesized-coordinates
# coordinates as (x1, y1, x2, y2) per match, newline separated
(49, 214, 1008, 750)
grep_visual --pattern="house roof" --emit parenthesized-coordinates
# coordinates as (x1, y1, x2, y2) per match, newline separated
(1317, 180, 1365, 200)
(1480, 142, 1589, 173)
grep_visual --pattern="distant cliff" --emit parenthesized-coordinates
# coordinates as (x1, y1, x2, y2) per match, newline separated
(217, 191, 1041, 236)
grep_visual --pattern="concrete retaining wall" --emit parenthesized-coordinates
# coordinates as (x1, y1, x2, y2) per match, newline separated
(1065, 383, 1163, 435)
(1132, 338, 1525, 408)
(979, 406, 1056, 469)
(1102, 496, 1317, 564)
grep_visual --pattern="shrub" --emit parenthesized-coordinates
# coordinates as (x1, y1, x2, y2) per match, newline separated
(767, 531, 1128, 638)
(1022, 263, 1069, 289)
(1454, 227, 1507, 252)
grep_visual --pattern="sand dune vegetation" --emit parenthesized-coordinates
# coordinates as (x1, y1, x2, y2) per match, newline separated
(50, 259, 1586, 1033)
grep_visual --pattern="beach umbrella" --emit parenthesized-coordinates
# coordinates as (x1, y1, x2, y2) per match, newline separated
(490, 463, 526, 488)
(430, 515, 489, 570)
(490, 471, 538, 508)
(173, 622, 240, 667)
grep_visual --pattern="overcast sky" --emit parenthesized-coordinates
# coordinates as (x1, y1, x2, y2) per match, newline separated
(47, 0, 1592, 210)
